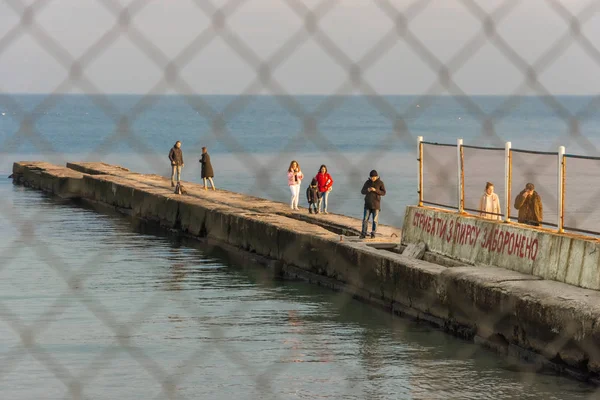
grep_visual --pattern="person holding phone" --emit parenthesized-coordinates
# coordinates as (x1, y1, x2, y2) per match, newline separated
(287, 160, 304, 210)
(360, 170, 386, 238)
(514, 182, 543, 226)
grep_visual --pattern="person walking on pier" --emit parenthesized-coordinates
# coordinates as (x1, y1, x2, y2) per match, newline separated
(360, 170, 386, 239)
(315, 164, 334, 214)
(199, 146, 215, 191)
(479, 182, 501, 220)
(168, 141, 184, 187)
(514, 182, 543, 226)
(288, 160, 304, 210)
(306, 178, 319, 214)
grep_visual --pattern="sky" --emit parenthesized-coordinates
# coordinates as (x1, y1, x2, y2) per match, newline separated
(0, 0, 599, 95)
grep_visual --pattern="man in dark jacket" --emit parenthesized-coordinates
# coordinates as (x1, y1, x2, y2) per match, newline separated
(168, 141, 184, 187)
(514, 182, 543, 226)
(360, 170, 386, 238)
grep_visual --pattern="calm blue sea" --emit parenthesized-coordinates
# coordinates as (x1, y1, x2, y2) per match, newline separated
(0, 179, 595, 399)
(1, 95, 599, 227)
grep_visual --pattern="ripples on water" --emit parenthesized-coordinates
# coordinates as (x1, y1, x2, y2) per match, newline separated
(0, 179, 597, 399)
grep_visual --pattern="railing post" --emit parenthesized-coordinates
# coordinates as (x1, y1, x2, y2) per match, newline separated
(457, 138, 464, 213)
(505, 142, 511, 222)
(418, 136, 423, 206)
(558, 146, 565, 233)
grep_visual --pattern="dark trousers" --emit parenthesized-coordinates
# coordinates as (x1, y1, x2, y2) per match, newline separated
(524, 221, 541, 227)
(362, 208, 379, 235)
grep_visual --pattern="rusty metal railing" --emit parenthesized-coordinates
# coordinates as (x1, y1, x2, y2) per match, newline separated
(418, 138, 600, 236)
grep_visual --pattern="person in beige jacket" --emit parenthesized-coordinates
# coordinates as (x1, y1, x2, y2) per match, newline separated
(479, 182, 501, 220)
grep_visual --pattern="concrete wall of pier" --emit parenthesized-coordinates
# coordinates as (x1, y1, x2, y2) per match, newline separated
(402, 206, 600, 290)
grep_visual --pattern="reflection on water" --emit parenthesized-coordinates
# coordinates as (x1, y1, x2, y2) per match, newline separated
(0, 179, 597, 400)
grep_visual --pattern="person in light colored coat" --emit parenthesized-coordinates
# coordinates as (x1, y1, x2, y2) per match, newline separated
(479, 182, 501, 220)
(287, 160, 304, 210)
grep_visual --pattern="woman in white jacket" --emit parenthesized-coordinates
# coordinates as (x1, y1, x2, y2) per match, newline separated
(287, 160, 304, 210)
(480, 182, 501, 220)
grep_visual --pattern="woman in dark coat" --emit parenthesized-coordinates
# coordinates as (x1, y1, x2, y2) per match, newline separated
(199, 147, 215, 190)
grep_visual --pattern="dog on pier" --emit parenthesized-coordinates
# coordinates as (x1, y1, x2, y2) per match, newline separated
(174, 182, 187, 195)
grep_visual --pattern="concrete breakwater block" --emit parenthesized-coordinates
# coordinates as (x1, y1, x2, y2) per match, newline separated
(403, 242, 427, 259)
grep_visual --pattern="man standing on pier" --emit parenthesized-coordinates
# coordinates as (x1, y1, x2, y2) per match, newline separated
(360, 170, 386, 239)
(169, 141, 184, 187)
(514, 182, 543, 227)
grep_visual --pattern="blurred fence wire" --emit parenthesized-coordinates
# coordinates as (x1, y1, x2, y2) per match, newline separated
(1, 0, 600, 398)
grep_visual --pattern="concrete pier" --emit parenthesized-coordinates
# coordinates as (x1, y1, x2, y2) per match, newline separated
(10, 161, 600, 383)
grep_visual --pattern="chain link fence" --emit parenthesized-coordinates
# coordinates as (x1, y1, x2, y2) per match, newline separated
(1, 0, 600, 398)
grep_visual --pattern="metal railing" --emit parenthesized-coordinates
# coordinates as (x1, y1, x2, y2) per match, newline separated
(420, 140, 459, 210)
(563, 154, 600, 235)
(418, 137, 600, 236)
(462, 144, 505, 217)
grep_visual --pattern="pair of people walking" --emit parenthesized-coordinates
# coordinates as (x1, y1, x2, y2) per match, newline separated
(168, 141, 215, 190)
(287, 161, 334, 213)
